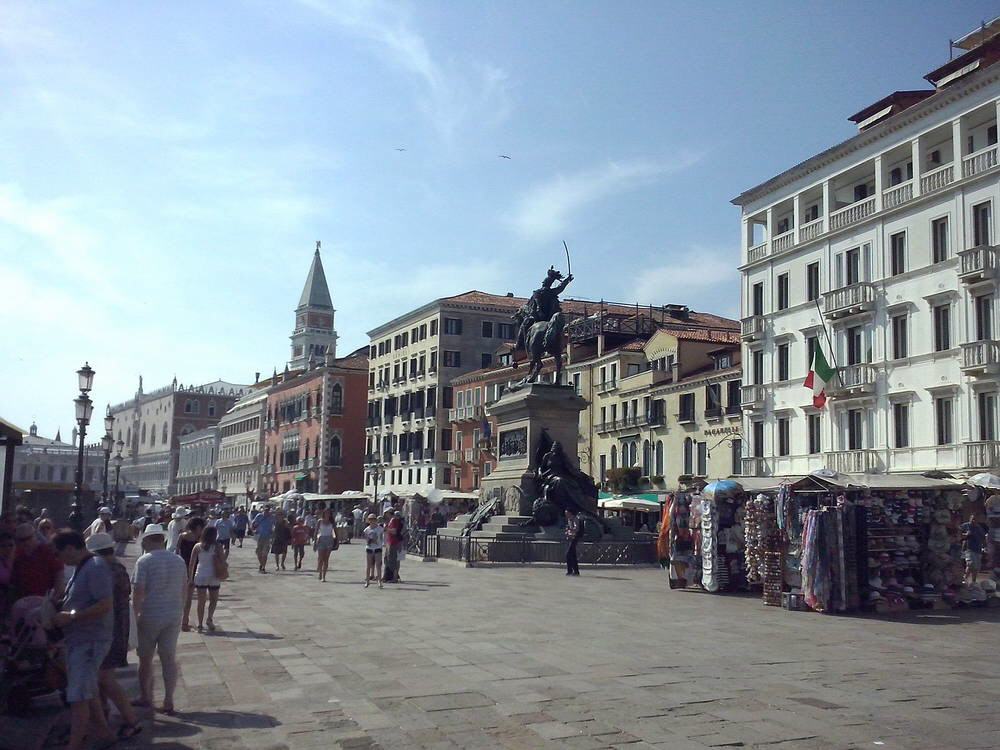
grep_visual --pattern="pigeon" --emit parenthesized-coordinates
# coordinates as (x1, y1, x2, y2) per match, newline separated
(498, 154, 511, 159)
(395, 148, 407, 152)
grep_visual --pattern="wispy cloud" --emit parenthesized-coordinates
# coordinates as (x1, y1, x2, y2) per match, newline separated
(295, 0, 512, 141)
(632, 246, 739, 316)
(509, 155, 701, 243)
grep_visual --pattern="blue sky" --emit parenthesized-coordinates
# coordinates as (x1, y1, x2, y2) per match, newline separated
(1, 0, 995, 437)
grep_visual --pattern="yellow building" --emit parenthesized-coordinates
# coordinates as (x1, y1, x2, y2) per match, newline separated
(566, 309, 742, 490)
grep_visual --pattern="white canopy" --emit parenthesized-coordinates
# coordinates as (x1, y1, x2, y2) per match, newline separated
(599, 497, 662, 512)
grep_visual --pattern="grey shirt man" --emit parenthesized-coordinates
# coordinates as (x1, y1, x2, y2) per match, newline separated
(132, 549, 188, 624)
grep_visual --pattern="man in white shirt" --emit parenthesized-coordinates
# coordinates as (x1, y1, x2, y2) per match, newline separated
(351, 506, 364, 540)
(165, 509, 186, 553)
(84, 507, 113, 540)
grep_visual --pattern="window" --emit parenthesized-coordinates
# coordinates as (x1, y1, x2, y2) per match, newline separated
(496, 323, 514, 340)
(806, 262, 820, 302)
(893, 402, 909, 448)
(845, 246, 861, 285)
(978, 392, 997, 441)
(847, 409, 864, 450)
(889, 167, 902, 186)
(430, 351, 438, 371)
(679, 393, 695, 422)
(430, 319, 438, 336)
(599, 454, 606, 482)
(184, 400, 192, 414)
(777, 343, 789, 381)
(328, 436, 342, 465)
(777, 217, 789, 234)
(610, 445, 617, 470)
(808, 413, 821, 454)
(730, 439, 741, 476)
(889, 232, 906, 276)
(777, 417, 790, 456)
(572, 373, 581, 395)
(805, 204, 819, 222)
(751, 283, 764, 316)
(655, 441, 664, 476)
(162, 423, 168, 444)
(973, 202, 992, 247)
(443, 351, 461, 368)
(752, 421, 764, 458)
(752, 349, 764, 384)
(208, 400, 216, 417)
(705, 383, 721, 413)
(331, 383, 343, 414)
(696, 442, 707, 476)
(193, 401, 200, 414)
(481, 321, 493, 338)
(727, 379, 740, 410)
(642, 440, 651, 475)
(975, 294, 994, 341)
(853, 183, 868, 202)
(935, 397, 953, 445)
(776, 273, 789, 310)
(933, 304, 951, 351)
(481, 353, 492, 368)
(683, 439, 693, 475)
(846, 325, 863, 366)
(443, 317, 463, 335)
(931, 217, 948, 263)
(891, 315, 908, 359)
(805, 335, 818, 369)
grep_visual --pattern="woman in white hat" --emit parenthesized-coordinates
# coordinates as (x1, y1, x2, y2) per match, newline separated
(86, 533, 143, 740)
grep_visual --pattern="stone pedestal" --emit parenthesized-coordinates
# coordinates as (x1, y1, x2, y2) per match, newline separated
(481, 383, 588, 518)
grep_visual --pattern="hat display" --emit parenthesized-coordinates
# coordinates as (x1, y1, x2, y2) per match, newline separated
(85, 532, 114, 552)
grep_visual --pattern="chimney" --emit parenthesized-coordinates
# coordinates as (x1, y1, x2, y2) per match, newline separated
(255, 372, 260, 383)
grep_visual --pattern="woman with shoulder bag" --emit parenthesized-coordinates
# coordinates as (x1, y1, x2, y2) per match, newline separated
(188, 526, 224, 633)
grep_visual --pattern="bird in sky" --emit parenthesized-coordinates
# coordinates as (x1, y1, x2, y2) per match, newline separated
(498, 154, 511, 159)
(395, 148, 406, 152)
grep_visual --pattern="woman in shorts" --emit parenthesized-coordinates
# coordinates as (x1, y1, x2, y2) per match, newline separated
(314, 509, 338, 582)
(188, 525, 224, 632)
(362, 513, 384, 589)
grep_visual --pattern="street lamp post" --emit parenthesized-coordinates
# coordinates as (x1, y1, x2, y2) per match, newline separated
(112, 445, 123, 516)
(368, 453, 385, 514)
(101, 433, 113, 504)
(73, 362, 96, 509)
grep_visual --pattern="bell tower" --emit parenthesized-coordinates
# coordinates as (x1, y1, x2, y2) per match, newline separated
(290, 241, 338, 369)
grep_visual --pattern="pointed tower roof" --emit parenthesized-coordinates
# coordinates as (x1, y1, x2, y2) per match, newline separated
(297, 242, 333, 310)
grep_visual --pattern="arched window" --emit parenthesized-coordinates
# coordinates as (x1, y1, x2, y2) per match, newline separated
(208, 400, 216, 417)
(304, 439, 310, 461)
(610, 445, 618, 470)
(655, 441, 664, 476)
(47, 465, 54, 481)
(305, 393, 312, 412)
(117, 429, 122, 442)
(184, 400, 192, 414)
(629, 441, 638, 468)
(329, 436, 342, 465)
(683, 438, 694, 475)
(162, 424, 168, 443)
(331, 383, 343, 414)
(141, 423, 146, 443)
(150, 425, 156, 446)
(642, 440, 651, 475)
(193, 401, 201, 414)
(126, 427, 131, 446)
(33, 465, 40, 481)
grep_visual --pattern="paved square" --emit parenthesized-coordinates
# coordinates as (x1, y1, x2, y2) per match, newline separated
(5, 542, 999, 750)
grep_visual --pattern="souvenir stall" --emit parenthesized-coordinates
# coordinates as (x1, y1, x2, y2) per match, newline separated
(752, 470, 997, 615)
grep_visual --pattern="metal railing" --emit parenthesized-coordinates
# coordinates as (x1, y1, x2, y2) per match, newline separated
(432, 536, 656, 566)
(704, 406, 723, 420)
(596, 380, 618, 394)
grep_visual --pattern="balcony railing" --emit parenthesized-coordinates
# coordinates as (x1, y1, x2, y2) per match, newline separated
(920, 163, 954, 195)
(704, 406, 723, 420)
(882, 180, 912, 210)
(741, 384, 766, 409)
(464, 448, 476, 462)
(960, 340, 1000, 374)
(799, 218, 823, 242)
(676, 410, 696, 424)
(748, 242, 768, 263)
(830, 364, 876, 396)
(823, 282, 876, 319)
(829, 196, 876, 231)
(741, 314, 765, 341)
(965, 440, 1000, 470)
(962, 144, 998, 179)
(741, 457, 768, 477)
(771, 231, 794, 255)
(596, 380, 618, 394)
(958, 245, 998, 283)
(447, 450, 462, 465)
(825, 449, 879, 473)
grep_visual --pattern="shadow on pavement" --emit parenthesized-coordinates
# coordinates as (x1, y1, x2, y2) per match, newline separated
(174, 709, 281, 729)
(212, 630, 283, 640)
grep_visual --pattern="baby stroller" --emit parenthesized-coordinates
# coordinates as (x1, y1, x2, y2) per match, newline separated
(0, 595, 66, 715)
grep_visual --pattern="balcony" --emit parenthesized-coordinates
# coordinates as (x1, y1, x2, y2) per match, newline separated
(741, 315, 765, 341)
(829, 196, 875, 231)
(920, 163, 954, 195)
(596, 379, 618, 394)
(704, 406, 723, 421)
(741, 384, 766, 411)
(799, 218, 823, 242)
(958, 245, 998, 284)
(676, 410, 696, 425)
(771, 230, 794, 255)
(747, 242, 768, 263)
(962, 143, 998, 180)
(424, 449, 435, 460)
(464, 448, 477, 462)
(725, 403, 742, 418)
(960, 340, 1000, 376)
(965, 440, 1000, 470)
(741, 457, 768, 477)
(882, 180, 912, 210)
(829, 364, 877, 399)
(447, 449, 462, 465)
(825, 449, 879, 473)
(596, 420, 613, 434)
(636, 412, 665, 428)
(823, 282, 876, 319)
(382, 451, 392, 464)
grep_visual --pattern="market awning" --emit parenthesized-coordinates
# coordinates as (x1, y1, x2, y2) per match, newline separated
(791, 470, 965, 492)
(294, 473, 309, 481)
(599, 496, 662, 512)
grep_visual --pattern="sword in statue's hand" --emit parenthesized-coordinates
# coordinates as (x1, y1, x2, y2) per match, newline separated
(563, 240, 573, 282)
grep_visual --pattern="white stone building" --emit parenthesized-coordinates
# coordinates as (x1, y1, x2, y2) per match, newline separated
(733, 25, 1000, 478)
(175, 426, 219, 494)
(216, 391, 266, 504)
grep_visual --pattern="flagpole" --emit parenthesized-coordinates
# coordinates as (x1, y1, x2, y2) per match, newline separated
(812, 298, 842, 388)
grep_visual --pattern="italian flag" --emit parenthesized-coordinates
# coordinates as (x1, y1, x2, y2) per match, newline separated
(804, 345, 835, 409)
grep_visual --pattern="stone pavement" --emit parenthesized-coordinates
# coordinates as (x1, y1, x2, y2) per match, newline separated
(4, 540, 999, 750)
